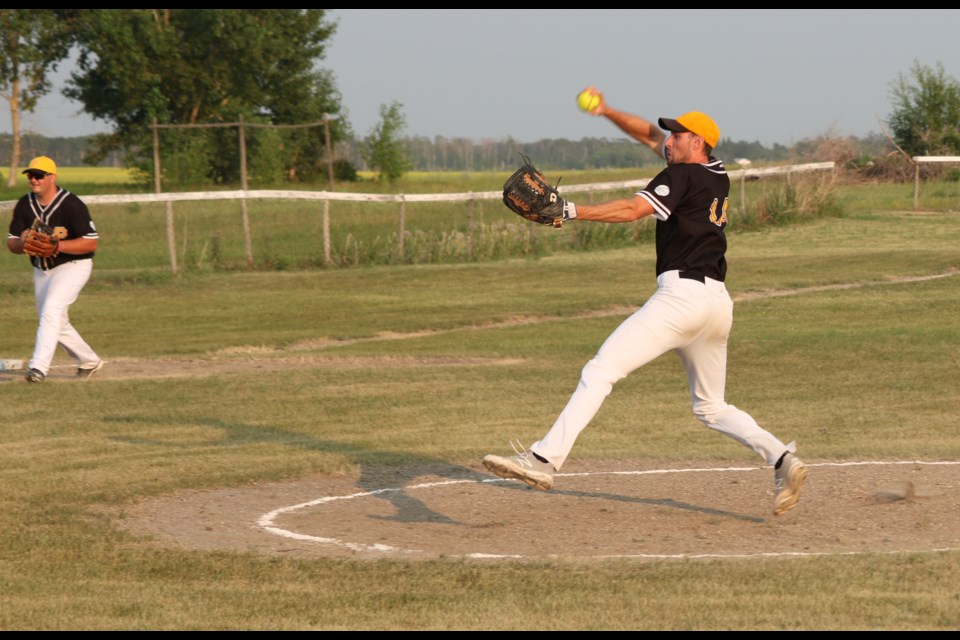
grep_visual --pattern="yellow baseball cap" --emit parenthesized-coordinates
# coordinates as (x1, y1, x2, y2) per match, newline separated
(22, 156, 57, 175)
(658, 112, 720, 149)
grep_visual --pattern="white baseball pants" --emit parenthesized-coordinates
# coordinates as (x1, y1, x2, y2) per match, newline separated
(532, 269, 790, 469)
(29, 259, 100, 375)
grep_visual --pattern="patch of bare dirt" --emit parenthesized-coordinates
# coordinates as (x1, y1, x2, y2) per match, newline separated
(0, 354, 522, 383)
(106, 459, 959, 562)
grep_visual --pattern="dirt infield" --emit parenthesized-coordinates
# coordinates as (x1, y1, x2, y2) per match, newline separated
(5, 356, 957, 562)
(7, 356, 955, 562)
(108, 458, 958, 562)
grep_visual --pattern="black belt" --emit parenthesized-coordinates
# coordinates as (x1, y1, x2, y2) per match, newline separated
(679, 271, 705, 283)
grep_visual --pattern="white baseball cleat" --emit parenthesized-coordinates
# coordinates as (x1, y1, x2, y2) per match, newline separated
(77, 359, 105, 380)
(482, 441, 555, 490)
(773, 444, 808, 515)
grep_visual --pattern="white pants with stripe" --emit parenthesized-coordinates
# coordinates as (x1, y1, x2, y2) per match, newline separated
(532, 270, 790, 469)
(29, 259, 100, 375)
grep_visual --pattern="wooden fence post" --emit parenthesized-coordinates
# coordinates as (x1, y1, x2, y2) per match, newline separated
(322, 199, 331, 266)
(397, 195, 406, 258)
(466, 193, 475, 259)
(165, 201, 177, 274)
(153, 117, 178, 274)
(238, 115, 253, 268)
(740, 172, 746, 214)
(914, 161, 920, 211)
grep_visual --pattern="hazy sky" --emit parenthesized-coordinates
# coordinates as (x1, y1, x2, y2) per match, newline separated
(5, 9, 959, 147)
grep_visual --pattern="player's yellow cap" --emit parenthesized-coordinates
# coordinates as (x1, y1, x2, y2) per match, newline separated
(658, 112, 720, 149)
(23, 156, 57, 175)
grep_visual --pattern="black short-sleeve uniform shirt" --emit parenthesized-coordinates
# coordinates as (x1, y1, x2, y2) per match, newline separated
(8, 188, 98, 270)
(636, 157, 729, 282)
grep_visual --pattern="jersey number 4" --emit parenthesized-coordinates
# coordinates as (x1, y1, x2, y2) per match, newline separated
(709, 197, 729, 226)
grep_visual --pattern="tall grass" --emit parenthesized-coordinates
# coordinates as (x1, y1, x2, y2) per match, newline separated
(2, 167, 867, 276)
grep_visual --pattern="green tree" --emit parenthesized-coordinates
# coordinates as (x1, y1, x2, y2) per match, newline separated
(64, 9, 347, 187)
(0, 10, 76, 187)
(361, 101, 412, 184)
(887, 60, 960, 157)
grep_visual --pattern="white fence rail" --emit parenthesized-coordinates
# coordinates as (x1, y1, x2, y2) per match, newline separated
(2, 161, 835, 272)
(913, 156, 960, 210)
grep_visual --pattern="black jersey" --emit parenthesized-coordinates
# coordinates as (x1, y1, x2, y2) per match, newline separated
(637, 157, 729, 282)
(8, 188, 98, 270)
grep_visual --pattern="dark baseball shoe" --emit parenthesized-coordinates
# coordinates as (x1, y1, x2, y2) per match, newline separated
(25, 368, 45, 383)
(77, 359, 104, 380)
(773, 443, 807, 515)
(482, 441, 555, 490)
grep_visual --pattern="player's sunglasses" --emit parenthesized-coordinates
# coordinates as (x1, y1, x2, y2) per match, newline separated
(26, 171, 49, 181)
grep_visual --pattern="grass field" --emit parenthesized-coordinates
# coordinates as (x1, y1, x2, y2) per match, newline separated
(0, 176, 959, 629)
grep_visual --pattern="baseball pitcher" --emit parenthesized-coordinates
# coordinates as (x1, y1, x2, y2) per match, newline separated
(487, 88, 808, 516)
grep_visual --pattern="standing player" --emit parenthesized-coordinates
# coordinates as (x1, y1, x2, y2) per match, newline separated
(6, 156, 104, 383)
(482, 88, 808, 515)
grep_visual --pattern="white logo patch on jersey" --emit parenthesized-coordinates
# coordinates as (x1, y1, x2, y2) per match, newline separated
(655, 185, 670, 196)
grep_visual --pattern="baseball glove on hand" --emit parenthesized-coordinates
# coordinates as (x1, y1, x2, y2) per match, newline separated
(23, 223, 59, 259)
(502, 156, 571, 228)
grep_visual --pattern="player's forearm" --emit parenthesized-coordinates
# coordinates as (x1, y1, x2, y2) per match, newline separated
(602, 107, 665, 155)
(573, 195, 652, 223)
(58, 237, 98, 255)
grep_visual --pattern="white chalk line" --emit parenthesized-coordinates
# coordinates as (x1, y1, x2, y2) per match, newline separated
(256, 460, 960, 560)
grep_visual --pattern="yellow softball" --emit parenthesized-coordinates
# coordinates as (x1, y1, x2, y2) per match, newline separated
(577, 90, 600, 112)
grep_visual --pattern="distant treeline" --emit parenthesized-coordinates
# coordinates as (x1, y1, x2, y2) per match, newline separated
(0, 133, 124, 167)
(2, 131, 888, 173)
(343, 132, 889, 172)
(357, 136, 800, 172)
